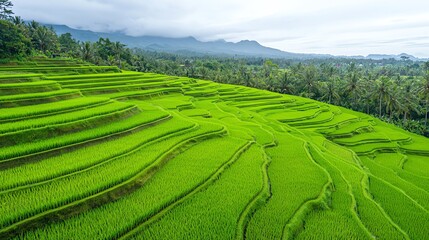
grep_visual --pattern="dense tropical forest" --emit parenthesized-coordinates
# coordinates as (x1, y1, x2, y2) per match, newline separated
(1, 1, 429, 136)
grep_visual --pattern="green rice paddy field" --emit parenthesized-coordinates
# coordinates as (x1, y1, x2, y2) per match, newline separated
(1, 58, 429, 239)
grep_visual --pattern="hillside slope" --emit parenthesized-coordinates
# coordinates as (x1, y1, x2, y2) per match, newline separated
(1, 58, 429, 239)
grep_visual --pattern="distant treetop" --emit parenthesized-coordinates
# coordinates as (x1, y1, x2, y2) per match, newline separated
(0, 0, 13, 20)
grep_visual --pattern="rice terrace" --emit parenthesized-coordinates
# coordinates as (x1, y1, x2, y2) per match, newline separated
(2, 0, 429, 239)
(0, 57, 428, 239)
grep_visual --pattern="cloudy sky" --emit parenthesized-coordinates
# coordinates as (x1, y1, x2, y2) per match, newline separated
(13, 0, 429, 57)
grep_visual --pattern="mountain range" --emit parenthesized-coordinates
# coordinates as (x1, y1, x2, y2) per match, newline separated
(49, 24, 425, 61)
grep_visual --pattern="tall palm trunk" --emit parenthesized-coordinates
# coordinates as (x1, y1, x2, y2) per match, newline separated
(389, 107, 393, 121)
(425, 98, 429, 128)
(403, 112, 407, 125)
(353, 92, 358, 110)
(379, 94, 383, 117)
(117, 54, 121, 69)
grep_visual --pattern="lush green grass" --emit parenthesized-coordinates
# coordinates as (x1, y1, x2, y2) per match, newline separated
(245, 134, 330, 239)
(14, 136, 245, 239)
(62, 76, 177, 89)
(180, 108, 211, 117)
(78, 80, 184, 95)
(44, 72, 147, 83)
(324, 121, 373, 137)
(0, 101, 133, 134)
(0, 109, 168, 161)
(0, 81, 61, 95)
(265, 107, 326, 121)
(134, 143, 264, 240)
(1, 58, 429, 239)
(0, 65, 120, 74)
(295, 145, 371, 239)
(0, 97, 110, 121)
(0, 115, 195, 191)
(0, 74, 42, 83)
(0, 119, 223, 229)
(402, 155, 429, 177)
(0, 89, 83, 108)
(369, 177, 429, 239)
(362, 157, 429, 211)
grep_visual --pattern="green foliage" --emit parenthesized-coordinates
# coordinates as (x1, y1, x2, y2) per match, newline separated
(27, 23, 60, 55)
(0, 0, 13, 20)
(58, 33, 79, 57)
(0, 20, 31, 59)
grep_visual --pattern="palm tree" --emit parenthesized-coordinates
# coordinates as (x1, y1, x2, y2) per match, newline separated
(386, 85, 404, 121)
(80, 41, 94, 62)
(401, 82, 420, 124)
(31, 26, 58, 54)
(320, 76, 340, 104)
(418, 72, 429, 127)
(375, 76, 391, 118)
(263, 60, 277, 78)
(278, 70, 295, 94)
(11, 16, 24, 26)
(27, 20, 40, 32)
(112, 41, 125, 68)
(345, 71, 361, 109)
(11, 16, 28, 37)
(238, 64, 251, 87)
(107, 55, 116, 66)
(302, 65, 318, 98)
(33, 27, 49, 53)
(359, 73, 376, 114)
(0, 0, 13, 20)
(424, 61, 429, 72)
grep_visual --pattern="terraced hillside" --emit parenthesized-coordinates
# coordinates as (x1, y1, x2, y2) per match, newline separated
(1, 58, 429, 239)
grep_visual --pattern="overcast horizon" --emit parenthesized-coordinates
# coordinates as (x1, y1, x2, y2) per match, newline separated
(13, 0, 429, 58)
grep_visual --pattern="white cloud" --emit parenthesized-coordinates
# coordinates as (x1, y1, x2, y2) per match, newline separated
(12, 0, 429, 57)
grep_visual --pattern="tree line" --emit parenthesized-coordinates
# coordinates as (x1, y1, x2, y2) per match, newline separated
(1, 0, 429, 136)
